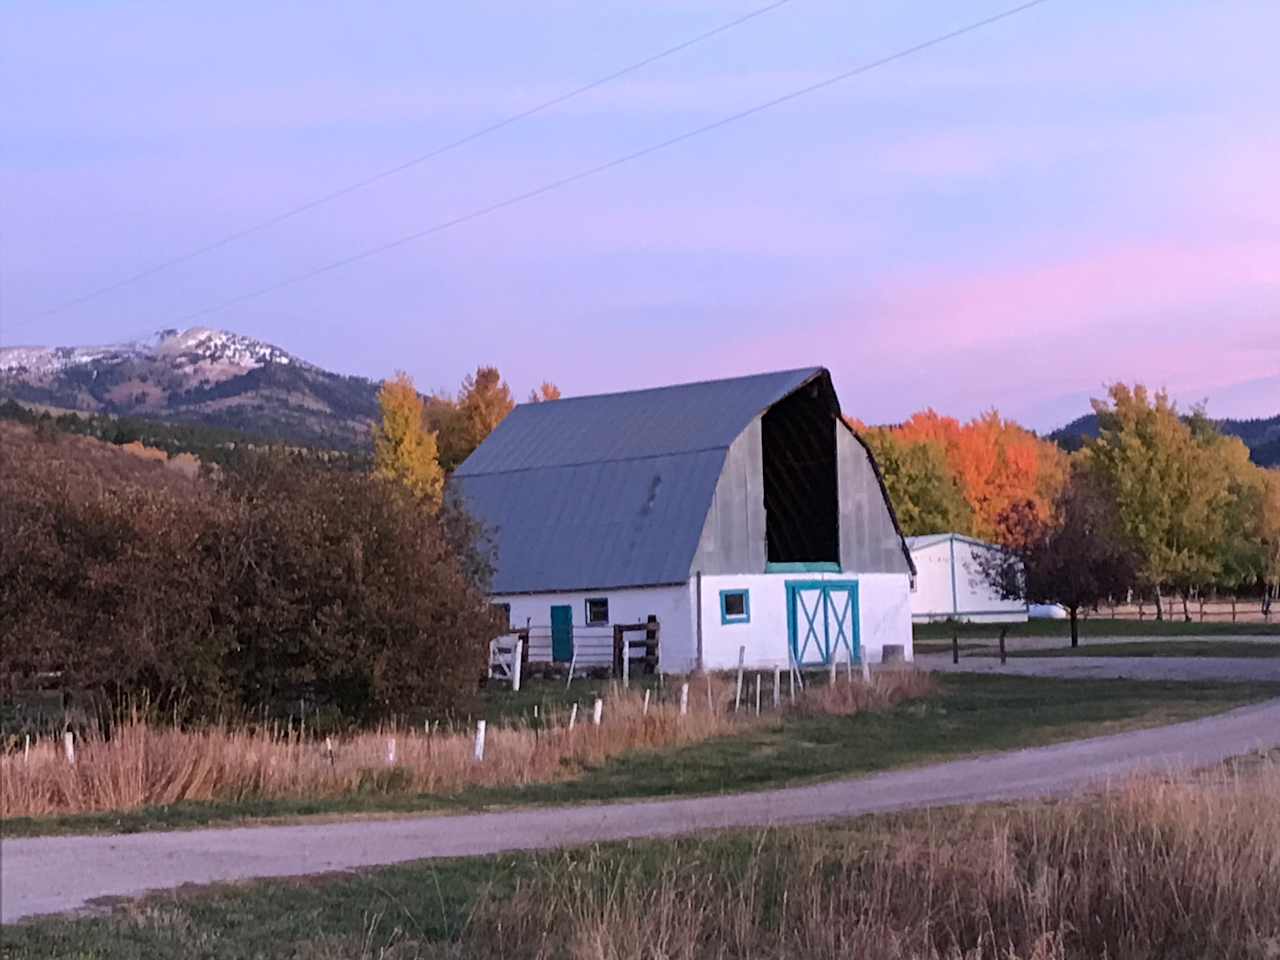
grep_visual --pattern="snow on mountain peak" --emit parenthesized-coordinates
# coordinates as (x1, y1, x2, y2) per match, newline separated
(0, 327, 307, 377)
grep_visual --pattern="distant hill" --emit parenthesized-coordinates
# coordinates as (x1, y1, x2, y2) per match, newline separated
(0, 327, 379, 449)
(1050, 412, 1280, 467)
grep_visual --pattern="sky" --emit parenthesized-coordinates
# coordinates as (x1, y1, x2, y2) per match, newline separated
(1, 0, 1277, 431)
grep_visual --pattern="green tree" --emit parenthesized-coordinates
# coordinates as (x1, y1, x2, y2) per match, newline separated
(373, 372, 443, 505)
(856, 424, 973, 536)
(1083, 385, 1226, 619)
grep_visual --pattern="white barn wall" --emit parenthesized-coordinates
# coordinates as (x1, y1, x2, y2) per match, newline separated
(697, 572, 914, 670)
(494, 584, 698, 673)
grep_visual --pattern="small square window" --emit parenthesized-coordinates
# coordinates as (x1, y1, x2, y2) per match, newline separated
(585, 597, 609, 625)
(720, 589, 750, 624)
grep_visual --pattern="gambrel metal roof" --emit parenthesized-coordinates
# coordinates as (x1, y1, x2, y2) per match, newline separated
(451, 368, 826, 593)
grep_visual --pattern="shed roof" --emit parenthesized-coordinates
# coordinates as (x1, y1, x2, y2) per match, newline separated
(452, 368, 826, 593)
(906, 532, 1001, 552)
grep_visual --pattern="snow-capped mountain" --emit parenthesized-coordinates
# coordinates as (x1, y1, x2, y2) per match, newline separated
(0, 327, 379, 448)
(0, 327, 308, 379)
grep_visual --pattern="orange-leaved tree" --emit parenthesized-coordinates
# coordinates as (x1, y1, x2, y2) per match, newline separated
(894, 410, 1066, 539)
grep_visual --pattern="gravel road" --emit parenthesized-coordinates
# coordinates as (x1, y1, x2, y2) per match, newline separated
(3, 697, 1278, 924)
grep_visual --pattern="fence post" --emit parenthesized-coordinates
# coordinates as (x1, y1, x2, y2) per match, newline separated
(735, 646, 745, 711)
(24, 734, 31, 764)
(622, 635, 631, 689)
(568, 702, 579, 730)
(592, 697, 603, 726)
(474, 721, 486, 762)
(386, 737, 397, 766)
(63, 731, 75, 766)
(679, 683, 689, 716)
(705, 673, 714, 713)
(512, 638, 524, 692)
(861, 660, 871, 683)
(952, 628, 960, 665)
(642, 689, 651, 715)
(754, 674, 761, 715)
(773, 666, 781, 708)
(565, 650, 577, 691)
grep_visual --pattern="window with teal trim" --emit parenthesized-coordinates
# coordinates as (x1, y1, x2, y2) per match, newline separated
(719, 589, 750, 625)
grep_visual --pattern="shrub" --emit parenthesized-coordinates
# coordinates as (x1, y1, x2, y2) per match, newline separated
(0, 424, 496, 725)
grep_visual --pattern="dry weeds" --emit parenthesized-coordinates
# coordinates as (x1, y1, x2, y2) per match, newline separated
(0, 671, 933, 820)
(459, 763, 1280, 960)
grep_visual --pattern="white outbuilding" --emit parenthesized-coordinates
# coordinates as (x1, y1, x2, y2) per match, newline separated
(906, 533, 1028, 623)
(451, 367, 917, 673)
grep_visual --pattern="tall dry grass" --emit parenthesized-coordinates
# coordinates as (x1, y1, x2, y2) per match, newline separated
(455, 762, 1280, 960)
(0, 671, 935, 820)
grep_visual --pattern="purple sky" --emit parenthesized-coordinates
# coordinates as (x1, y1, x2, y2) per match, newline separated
(2, 0, 1277, 430)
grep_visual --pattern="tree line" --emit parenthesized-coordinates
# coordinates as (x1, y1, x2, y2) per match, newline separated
(970, 385, 1279, 641)
(371, 365, 558, 505)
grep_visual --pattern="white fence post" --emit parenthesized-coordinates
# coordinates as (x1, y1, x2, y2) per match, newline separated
(773, 666, 781, 708)
(512, 638, 523, 692)
(568, 703, 579, 730)
(63, 731, 75, 766)
(386, 737, 397, 766)
(861, 661, 872, 683)
(622, 638, 630, 689)
(754, 674, 761, 715)
(24, 734, 31, 764)
(474, 720, 487, 762)
(642, 689, 651, 716)
(679, 682, 689, 716)
(592, 697, 603, 727)
(565, 651, 577, 690)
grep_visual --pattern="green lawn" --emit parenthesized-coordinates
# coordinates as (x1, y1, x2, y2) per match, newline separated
(5, 675, 1275, 839)
(913, 618, 1280, 641)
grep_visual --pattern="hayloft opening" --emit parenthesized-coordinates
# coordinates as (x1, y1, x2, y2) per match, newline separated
(761, 379, 839, 565)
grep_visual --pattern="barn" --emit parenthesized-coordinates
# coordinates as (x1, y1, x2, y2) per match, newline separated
(906, 533, 1028, 623)
(451, 367, 916, 673)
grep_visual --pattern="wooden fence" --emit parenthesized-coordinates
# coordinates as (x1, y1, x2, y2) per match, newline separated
(1085, 596, 1274, 624)
(507, 617, 661, 677)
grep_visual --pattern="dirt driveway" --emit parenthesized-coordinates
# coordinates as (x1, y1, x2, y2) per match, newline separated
(3, 697, 1278, 924)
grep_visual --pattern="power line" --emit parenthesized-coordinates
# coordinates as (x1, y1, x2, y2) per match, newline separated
(25, 0, 797, 323)
(167, 0, 1052, 327)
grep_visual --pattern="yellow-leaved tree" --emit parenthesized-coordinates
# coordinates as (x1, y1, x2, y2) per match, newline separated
(373, 371, 444, 505)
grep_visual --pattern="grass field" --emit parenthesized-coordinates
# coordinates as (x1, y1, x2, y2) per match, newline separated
(4, 674, 1275, 838)
(1004, 640, 1280, 659)
(7, 761, 1278, 959)
(912, 618, 1280, 641)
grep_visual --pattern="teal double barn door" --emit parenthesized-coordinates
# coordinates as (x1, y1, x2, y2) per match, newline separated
(786, 580, 860, 666)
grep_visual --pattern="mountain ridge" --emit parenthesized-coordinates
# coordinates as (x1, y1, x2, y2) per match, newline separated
(0, 327, 378, 449)
(1050, 412, 1280, 467)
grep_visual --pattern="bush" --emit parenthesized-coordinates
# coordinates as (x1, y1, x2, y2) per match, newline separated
(0, 423, 496, 724)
